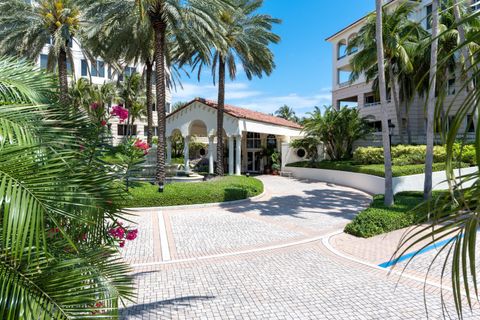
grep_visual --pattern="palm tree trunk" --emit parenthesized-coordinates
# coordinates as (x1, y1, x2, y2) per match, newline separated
(375, 0, 394, 206)
(389, 67, 404, 144)
(58, 48, 69, 105)
(153, 18, 167, 187)
(453, 0, 477, 124)
(216, 56, 226, 176)
(424, 0, 439, 200)
(146, 60, 154, 146)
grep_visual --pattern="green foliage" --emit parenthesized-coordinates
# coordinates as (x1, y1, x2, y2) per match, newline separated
(271, 151, 281, 171)
(286, 160, 469, 177)
(344, 192, 429, 238)
(353, 144, 476, 166)
(0, 58, 133, 318)
(275, 105, 299, 123)
(124, 176, 263, 207)
(300, 106, 371, 161)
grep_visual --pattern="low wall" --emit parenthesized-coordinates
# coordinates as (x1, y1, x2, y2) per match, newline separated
(285, 166, 478, 195)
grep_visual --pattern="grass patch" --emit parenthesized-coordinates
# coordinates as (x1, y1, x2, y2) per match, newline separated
(286, 160, 470, 177)
(123, 176, 264, 208)
(344, 192, 432, 238)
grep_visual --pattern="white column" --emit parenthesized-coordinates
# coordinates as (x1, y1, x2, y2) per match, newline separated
(235, 135, 242, 176)
(228, 136, 234, 175)
(183, 136, 190, 172)
(166, 137, 172, 164)
(208, 135, 215, 175)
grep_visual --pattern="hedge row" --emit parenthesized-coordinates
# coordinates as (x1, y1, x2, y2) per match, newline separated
(353, 144, 476, 166)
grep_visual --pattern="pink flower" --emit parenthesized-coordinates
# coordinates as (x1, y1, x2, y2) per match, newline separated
(101, 120, 107, 126)
(134, 139, 149, 152)
(126, 229, 138, 241)
(119, 240, 125, 248)
(90, 102, 99, 110)
(111, 105, 129, 123)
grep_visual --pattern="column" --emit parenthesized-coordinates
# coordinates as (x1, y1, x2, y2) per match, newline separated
(228, 136, 234, 175)
(183, 136, 190, 172)
(235, 135, 242, 176)
(166, 137, 172, 164)
(208, 135, 215, 175)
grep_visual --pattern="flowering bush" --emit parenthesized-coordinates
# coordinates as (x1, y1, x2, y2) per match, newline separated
(115, 138, 150, 190)
(108, 221, 138, 248)
(111, 105, 129, 123)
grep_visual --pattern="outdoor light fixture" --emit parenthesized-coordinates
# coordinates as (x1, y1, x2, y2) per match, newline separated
(158, 182, 164, 193)
(388, 122, 396, 149)
(246, 173, 250, 177)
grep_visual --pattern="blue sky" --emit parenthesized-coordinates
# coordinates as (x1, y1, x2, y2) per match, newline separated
(171, 0, 373, 116)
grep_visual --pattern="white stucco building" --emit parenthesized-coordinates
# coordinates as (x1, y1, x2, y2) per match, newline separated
(36, 38, 171, 145)
(166, 98, 305, 175)
(326, 0, 477, 144)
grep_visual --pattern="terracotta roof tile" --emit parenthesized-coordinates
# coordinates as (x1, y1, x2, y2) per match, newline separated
(169, 98, 303, 130)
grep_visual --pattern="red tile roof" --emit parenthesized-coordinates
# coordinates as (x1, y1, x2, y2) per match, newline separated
(168, 98, 303, 130)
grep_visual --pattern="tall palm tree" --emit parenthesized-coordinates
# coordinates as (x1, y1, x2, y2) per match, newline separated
(117, 73, 145, 137)
(81, 0, 157, 145)
(191, 0, 280, 175)
(424, 0, 440, 200)
(375, 0, 394, 206)
(0, 0, 82, 104)
(0, 57, 134, 318)
(275, 105, 299, 123)
(349, 2, 426, 144)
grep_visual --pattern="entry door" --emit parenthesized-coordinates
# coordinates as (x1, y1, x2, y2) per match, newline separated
(247, 151, 262, 172)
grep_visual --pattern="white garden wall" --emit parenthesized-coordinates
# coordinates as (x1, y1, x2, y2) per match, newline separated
(285, 166, 478, 195)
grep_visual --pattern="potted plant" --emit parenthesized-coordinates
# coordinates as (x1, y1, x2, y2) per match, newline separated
(271, 151, 281, 175)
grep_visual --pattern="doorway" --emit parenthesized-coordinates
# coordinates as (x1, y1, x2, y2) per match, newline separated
(247, 151, 262, 173)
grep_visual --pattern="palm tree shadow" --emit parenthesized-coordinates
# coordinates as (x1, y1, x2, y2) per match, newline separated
(120, 295, 215, 318)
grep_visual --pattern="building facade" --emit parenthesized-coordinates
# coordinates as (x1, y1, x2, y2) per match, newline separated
(36, 38, 172, 145)
(326, 0, 476, 144)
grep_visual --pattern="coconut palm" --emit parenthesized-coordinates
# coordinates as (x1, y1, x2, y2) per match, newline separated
(0, 0, 82, 104)
(349, 2, 427, 144)
(0, 57, 134, 318)
(189, 0, 280, 176)
(275, 105, 299, 123)
(374, 0, 394, 206)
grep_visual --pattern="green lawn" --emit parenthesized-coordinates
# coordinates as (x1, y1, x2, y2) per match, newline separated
(286, 160, 470, 177)
(123, 176, 264, 208)
(344, 192, 432, 238)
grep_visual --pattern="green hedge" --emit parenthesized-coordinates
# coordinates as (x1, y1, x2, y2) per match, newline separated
(344, 192, 429, 238)
(286, 161, 469, 177)
(353, 144, 476, 166)
(123, 176, 264, 207)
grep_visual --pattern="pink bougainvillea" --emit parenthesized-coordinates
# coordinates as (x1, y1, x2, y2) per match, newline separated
(108, 222, 138, 248)
(111, 105, 129, 123)
(133, 139, 149, 154)
(126, 229, 138, 240)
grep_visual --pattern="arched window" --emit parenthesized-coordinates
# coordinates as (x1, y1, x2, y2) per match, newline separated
(266, 135, 277, 149)
(337, 40, 347, 60)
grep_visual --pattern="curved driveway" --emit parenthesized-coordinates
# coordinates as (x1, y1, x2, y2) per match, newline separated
(120, 176, 479, 319)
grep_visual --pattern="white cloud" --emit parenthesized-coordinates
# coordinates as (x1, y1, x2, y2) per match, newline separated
(171, 82, 332, 116)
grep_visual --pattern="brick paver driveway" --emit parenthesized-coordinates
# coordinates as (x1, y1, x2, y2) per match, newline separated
(120, 176, 480, 319)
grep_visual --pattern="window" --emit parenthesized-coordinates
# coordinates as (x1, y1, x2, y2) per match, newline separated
(91, 60, 105, 77)
(337, 40, 347, 60)
(81, 59, 88, 76)
(467, 115, 475, 133)
(266, 135, 277, 149)
(337, 69, 351, 86)
(117, 124, 137, 136)
(247, 132, 261, 149)
(364, 93, 380, 106)
(368, 121, 382, 132)
(448, 78, 456, 96)
(40, 54, 48, 69)
(144, 126, 158, 136)
(426, 4, 432, 30)
(296, 148, 306, 158)
(166, 102, 171, 113)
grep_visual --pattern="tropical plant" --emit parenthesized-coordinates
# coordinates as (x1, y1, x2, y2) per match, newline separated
(117, 73, 145, 137)
(299, 106, 371, 161)
(349, 2, 427, 144)
(0, 57, 134, 318)
(0, 0, 82, 104)
(275, 105, 299, 123)
(190, 0, 281, 176)
(374, 0, 394, 206)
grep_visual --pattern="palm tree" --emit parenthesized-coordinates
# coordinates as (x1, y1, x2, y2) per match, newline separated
(374, 0, 394, 206)
(424, 0, 439, 200)
(81, 0, 157, 145)
(117, 73, 145, 137)
(349, 2, 426, 144)
(0, 57, 134, 318)
(190, 0, 280, 176)
(0, 0, 82, 104)
(275, 105, 299, 123)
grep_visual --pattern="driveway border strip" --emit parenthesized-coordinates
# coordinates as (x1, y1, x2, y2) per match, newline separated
(157, 210, 171, 261)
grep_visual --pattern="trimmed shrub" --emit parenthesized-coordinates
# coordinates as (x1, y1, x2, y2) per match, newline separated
(353, 144, 475, 166)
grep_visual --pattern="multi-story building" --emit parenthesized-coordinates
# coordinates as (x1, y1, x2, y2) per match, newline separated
(326, 0, 475, 144)
(36, 38, 172, 145)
